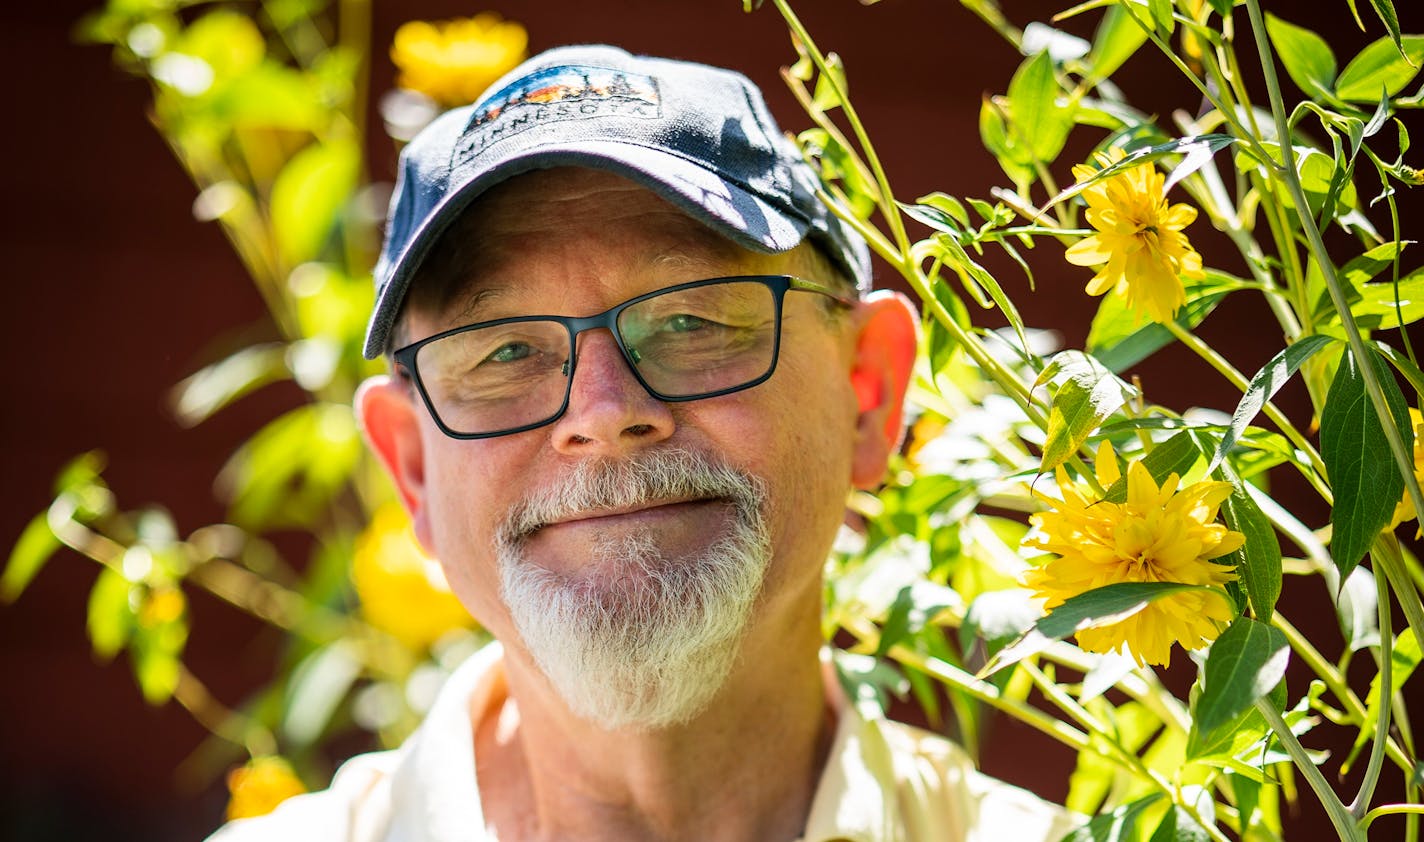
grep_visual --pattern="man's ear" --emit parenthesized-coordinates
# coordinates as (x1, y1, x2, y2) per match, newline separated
(848, 290, 919, 490)
(355, 375, 433, 548)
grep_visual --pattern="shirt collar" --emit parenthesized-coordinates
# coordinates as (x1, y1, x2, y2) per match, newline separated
(796, 652, 899, 842)
(394, 643, 903, 842)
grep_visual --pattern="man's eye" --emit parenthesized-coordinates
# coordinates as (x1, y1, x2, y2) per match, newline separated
(486, 342, 533, 363)
(666, 314, 711, 332)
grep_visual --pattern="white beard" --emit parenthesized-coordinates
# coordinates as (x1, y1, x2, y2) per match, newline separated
(496, 448, 770, 731)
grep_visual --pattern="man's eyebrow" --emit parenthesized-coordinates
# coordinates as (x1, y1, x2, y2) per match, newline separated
(449, 286, 506, 325)
(648, 242, 744, 274)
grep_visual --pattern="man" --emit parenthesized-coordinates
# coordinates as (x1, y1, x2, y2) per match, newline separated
(211, 44, 1076, 841)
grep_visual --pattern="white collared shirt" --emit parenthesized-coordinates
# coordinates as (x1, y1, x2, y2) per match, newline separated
(208, 644, 1078, 842)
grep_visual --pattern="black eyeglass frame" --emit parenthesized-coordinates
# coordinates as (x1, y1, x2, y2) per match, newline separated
(391, 274, 858, 440)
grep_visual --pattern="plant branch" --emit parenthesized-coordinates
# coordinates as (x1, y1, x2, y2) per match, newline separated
(1255, 697, 1364, 842)
(1243, 0, 1424, 532)
(1349, 546, 1394, 817)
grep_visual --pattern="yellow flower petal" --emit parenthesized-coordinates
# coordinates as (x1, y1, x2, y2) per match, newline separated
(1066, 236, 1113, 266)
(352, 503, 476, 650)
(391, 14, 528, 108)
(1063, 149, 1204, 323)
(226, 757, 306, 821)
(1022, 443, 1242, 667)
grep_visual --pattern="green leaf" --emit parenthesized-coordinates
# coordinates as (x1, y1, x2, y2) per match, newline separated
(810, 52, 848, 111)
(1264, 13, 1338, 98)
(1210, 335, 1336, 471)
(1148, 0, 1175, 36)
(1149, 805, 1210, 842)
(1087, 4, 1151, 85)
(2, 513, 61, 602)
(1006, 51, 1075, 165)
(1102, 430, 1207, 504)
(1061, 794, 1164, 842)
(282, 640, 363, 748)
(1237, 142, 1359, 216)
(1047, 134, 1237, 213)
(1320, 347, 1412, 578)
(1364, 0, 1409, 68)
(1087, 271, 1240, 372)
(131, 610, 187, 704)
(179, 10, 264, 76)
(86, 567, 135, 662)
(1355, 268, 1424, 330)
(916, 192, 971, 229)
(834, 650, 907, 720)
(1187, 704, 1270, 761)
(219, 403, 363, 529)
(928, 232, 1029, 352)
(980, 582, 1216, 677)
(876, 581, 962, 659)
(961, 589, 1039, 659)
(1337, 567, 1381, 651)
(270, 138, 361, 268)
(1375, 340, 1424, 395)
(1336, 35, 1424, 101)
(979, 97, 1035, 187)
(1036, 351, 1135, 472)
(171, 343, 290, 427)
(1312, 241, 1410, 325)
(1190, 617, 1290, 752)
(1219, 477, 1282, 622)
(1206, 0, 1234, 18)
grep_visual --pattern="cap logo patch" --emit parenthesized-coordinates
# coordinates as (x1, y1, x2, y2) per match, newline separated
(455, 64, 662, 163)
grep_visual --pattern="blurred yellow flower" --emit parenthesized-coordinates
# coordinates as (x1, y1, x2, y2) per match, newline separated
(1023, 442, 1243, 667)
(1065, 148, 1206, 324)
(391, 13, 528, 108)
(139, 585, 186, 628)
(352, 503, 474, 650)
(1390, 408, 1424, 533)
(225, 756, 305, 821)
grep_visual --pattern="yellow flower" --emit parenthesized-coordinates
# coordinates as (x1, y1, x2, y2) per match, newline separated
(139, 586, 186, 628)
(352, 503, 475, 650)
(390, 14, 528, 108)
(1023, 442, 1243, 667)
(225, 756, 305, 821)
(1065, 148, 1206, 324)
(1389, 408, 1424, 532)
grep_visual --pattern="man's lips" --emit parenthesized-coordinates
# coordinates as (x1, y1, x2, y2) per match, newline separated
(534, 497, 724, 532)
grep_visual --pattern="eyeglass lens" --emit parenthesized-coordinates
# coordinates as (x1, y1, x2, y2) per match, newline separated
(413, 279, 779, 436)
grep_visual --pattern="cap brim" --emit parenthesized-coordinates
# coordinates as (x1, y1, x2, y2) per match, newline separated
(363, 140, 812, 359)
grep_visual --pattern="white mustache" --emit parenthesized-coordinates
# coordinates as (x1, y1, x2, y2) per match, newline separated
(497, 448, 766, 542)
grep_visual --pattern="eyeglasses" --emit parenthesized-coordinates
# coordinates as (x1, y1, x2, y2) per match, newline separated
(392, 275, 856, 439)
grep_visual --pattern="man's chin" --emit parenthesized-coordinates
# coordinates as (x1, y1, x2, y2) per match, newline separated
(498, 532, 768, 731)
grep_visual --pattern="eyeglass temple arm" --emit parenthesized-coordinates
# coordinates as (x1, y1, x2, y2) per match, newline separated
(788, 276, 859, 309)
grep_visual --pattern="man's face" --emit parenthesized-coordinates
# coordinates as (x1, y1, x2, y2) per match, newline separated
(360, 167, 909, 728)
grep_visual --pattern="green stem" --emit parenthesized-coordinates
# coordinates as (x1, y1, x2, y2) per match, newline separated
(769, 0, 910, 257)
(1161, 320, 1329, 487)
(1020, 661, 1233, 842)
(1350, 547, 1394, 817)
(843, 619, 1090, 751)
(1362, 805, 1424, 833)
(1243, 0, 1424, 533)
(1375, 532, 1424, 644)
(1274, 613, 1415, 773)
(1255, 698, 1364, 842)
(1223, 225, 1305, 342)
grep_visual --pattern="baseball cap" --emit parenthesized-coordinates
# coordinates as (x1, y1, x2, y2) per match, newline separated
(363, 43, 872, 359)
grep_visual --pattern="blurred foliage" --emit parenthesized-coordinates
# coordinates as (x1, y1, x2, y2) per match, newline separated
(7, 0, 1424, 839)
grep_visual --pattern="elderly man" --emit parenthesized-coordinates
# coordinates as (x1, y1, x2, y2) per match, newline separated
(210, 45, 1075, 842)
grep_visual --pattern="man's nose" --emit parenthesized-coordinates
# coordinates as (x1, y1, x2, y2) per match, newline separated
(547, 329, 675, 455)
